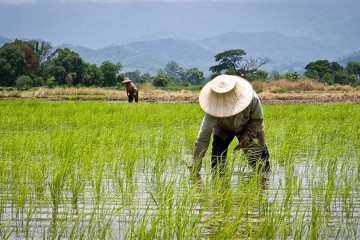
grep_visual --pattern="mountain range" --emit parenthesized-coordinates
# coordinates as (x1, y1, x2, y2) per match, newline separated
(2, 31, 359, 76)
(52, 30, 360, 75)
(1, 0, 360, 75)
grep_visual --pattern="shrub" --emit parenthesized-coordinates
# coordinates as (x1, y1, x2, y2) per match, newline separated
(33, 76, 45, 87)
(15, 75, 33, 90)
(153, 73, 171, 87)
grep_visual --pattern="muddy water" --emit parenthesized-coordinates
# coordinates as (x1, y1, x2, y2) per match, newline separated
(1, 162, 359, 239)
(270, 165, 359, 237)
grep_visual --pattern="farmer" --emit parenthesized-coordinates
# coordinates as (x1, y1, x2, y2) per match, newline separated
(190, 74, 270, 178)
(122, 77, 139, 102)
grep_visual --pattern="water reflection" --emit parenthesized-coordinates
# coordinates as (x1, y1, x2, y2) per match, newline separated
(188, 161, 360, 239)
(0, 161, 359, 239)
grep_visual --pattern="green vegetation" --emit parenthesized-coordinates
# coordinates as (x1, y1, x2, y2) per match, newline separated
(0, 40, 205, 90)
(0, 100, 359, 239)
(304, 60, 359, 85)
(209, 49, 360, 86)
(209, 49, 270, 79)
(1, 39, 359, 91)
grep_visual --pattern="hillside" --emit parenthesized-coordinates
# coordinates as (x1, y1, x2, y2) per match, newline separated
(338, 51, 360, 66)
(0, 36, 11, 46)
(57, 31, 359, 75)
(2, 31, 359, 76)
(1, 0, 359, 75)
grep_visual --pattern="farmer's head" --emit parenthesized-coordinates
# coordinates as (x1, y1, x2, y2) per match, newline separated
(122, 77, 132, 84)
(198, 74, 254, 117)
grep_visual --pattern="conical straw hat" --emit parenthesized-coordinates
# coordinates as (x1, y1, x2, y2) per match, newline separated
(122, 77, 132, 83)
(199, 75, 254, 117)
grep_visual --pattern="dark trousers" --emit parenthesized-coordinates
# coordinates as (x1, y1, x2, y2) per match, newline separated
(211, 135, 270, 174)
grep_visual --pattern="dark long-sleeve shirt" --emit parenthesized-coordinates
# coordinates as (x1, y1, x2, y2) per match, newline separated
(193, 91, 264, 160)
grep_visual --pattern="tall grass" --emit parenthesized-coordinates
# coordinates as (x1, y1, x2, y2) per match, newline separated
(0, 100, 359, 239)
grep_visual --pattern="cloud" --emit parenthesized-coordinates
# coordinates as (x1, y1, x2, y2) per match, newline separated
(0, 0, 334, 4)
(68, 0, 337, 1)
(0, 0, 37, 3)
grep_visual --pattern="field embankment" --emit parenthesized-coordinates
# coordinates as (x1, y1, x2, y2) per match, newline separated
(1, 79, 359, 103)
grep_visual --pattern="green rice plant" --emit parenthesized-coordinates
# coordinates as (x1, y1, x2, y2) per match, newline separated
(49, 164, 67, 214)
(69, 170, 85, 212)
(0, 223, 13, 240)
(0, 100, 359, 239)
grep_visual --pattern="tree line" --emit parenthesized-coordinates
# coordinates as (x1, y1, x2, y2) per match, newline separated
(0, 39, 206, 90)
(208, 49, 360, 86)
(1, 39, 359, 90)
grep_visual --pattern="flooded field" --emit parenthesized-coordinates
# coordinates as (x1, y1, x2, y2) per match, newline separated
(0, 101, 359, 239)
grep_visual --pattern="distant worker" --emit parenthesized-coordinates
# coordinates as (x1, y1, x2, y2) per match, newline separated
(190, 74, 270, 178)
(122, 77, 139, 103)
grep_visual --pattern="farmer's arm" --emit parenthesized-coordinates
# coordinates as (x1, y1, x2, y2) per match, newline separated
(128, 83, 137, 95)
(193, 114, 217, 160)
(124, 84, 130, 96)
(238, 92, 265, 147)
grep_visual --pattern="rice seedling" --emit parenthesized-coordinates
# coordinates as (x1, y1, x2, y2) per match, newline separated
(0, 100, 359, 239)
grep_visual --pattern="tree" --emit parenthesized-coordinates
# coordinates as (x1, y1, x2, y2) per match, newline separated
(269, 71, 282, 80)
(209, 49, 269, 79)
(15, 40, 38, 74)
(182, 67, 204, 85)
(304, 60, 348, 84)
(248, 70, 269, 81)
(83, 63, 104, 86)
(346, 61, 360, 82)
(140, 73, 152, 83)
(153, 73, 171, 87)
(31, 40, 52, 66)
(238, 57, 270, 79)
(33, 76, 45, 87)
(0, 43, 26, 86)
(41, 60, 67, 85)
(100, 60, 122, 87)
(210, 49, 245, 74)
(305, 60, 332, 80)
(164, 61, 183, 83)
(65, 73, 73, 86)
(15, 75, 33, 90)
(285, 72, 301, 81)
(52, 48, 84, 85)
(122, 70, 142, 83)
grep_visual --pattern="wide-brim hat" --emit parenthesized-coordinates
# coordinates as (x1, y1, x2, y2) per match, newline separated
(122, 77, 132, 83)
(198, 75, 254, 117)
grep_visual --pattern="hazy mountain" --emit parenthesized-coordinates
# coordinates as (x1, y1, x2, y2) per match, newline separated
(0, 36, 12, 46)
(1, 0, 359, 74)
(57, 31, 359, 75)
(59, 39, 212, 74)
(1, 1, 359, 48)
(2, 32, 359, 75)
(198, 32, 341, 70)
(338, 51, 360, 66)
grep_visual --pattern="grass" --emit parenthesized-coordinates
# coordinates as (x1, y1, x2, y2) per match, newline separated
(0, 79, 359, 103)
(0, 100, 359, 239)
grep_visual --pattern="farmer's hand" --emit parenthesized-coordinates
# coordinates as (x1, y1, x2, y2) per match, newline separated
(188, 163, 201, 182)
(233, 135, 251, 152)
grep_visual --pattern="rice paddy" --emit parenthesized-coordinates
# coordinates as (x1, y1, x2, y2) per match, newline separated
(0, 100, 359, 239)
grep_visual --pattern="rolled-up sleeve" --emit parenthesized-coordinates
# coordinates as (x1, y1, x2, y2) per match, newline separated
(193, 114, 217, 160)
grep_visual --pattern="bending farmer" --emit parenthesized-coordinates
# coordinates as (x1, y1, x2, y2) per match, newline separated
(190, 74, 270, 177)
(122, 77, 139, 103)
